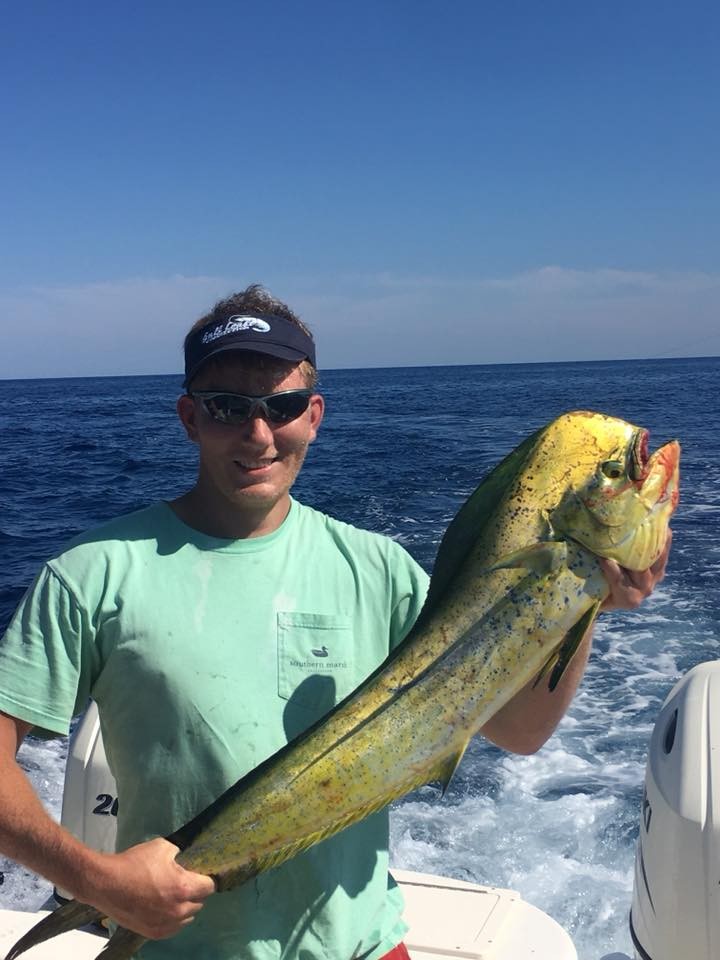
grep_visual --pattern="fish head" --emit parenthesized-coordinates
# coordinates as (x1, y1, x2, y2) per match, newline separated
(547, 412, 680, 570)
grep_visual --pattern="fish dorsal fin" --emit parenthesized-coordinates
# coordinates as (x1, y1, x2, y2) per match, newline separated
(412, 427, 545, 633)
(534, 601, 601, 692)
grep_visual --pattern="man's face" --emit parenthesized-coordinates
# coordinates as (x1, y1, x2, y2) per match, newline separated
(177, 355, 324, 527)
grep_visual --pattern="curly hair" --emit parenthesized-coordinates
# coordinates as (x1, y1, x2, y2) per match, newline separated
(185, 284, 318, 389)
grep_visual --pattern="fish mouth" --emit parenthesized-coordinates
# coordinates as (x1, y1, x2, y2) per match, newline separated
(637, 436, 681, 508)
(630, 429, 650, 481)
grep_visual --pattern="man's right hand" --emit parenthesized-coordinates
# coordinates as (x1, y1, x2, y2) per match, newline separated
(0, 712, 215, 943)
(85, 837, 216, 940)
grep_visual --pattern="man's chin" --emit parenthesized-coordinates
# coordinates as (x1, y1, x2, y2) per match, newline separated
(229, 483, 289, 511)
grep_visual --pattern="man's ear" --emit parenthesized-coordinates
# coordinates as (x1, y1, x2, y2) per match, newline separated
(307, 393, 325, 443)
(177, 394, 200, 443)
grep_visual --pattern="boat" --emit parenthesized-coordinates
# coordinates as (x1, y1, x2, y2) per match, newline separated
(6, 656, 719, 960)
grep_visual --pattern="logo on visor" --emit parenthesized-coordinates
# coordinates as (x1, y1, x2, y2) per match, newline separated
(202, 316, 271, 344)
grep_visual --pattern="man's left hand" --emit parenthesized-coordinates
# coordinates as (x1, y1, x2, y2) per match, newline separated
(599, 530, 673, 611)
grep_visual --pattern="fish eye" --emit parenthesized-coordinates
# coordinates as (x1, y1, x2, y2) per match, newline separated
(601, 460, 625, 480)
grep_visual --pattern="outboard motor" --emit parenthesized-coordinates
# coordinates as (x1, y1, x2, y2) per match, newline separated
(630, 661, 720, 959)
(56, 701, 118, 901)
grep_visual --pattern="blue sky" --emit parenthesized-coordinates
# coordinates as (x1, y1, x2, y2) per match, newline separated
(1, 1, 718, 377)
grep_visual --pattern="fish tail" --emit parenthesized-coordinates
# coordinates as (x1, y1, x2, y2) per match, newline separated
(4, 899, 105, 959)
(96, 927, 147, 959)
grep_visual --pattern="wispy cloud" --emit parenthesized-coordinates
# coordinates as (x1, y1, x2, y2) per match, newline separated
(0, 275, 236, 379)
(298, 266, 720, 367)
(1, 267, 719, 378)
(479, 266, 720, 299)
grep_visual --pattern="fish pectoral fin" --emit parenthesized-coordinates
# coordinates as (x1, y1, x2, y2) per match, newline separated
(435, 741, 471, 797)
(534, 602, 601, 693)
(4, 899, 105, 960)
(487, 541, 567, 575)
(549, 602, 601, 692)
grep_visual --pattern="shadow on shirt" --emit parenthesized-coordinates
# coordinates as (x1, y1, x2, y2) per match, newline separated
(282, 673, 340, 741)
(280, 673, 384, 893)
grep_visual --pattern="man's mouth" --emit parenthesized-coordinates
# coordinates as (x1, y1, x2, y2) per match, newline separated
(235, 457, 278, 471)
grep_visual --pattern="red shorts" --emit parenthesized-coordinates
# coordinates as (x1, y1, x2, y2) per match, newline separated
(379, 945, 411, 960)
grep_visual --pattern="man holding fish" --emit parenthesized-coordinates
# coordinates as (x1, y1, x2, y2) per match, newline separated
(0, 285, 672, 960)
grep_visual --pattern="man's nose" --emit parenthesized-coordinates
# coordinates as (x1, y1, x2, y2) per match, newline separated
(242, 412, 275, 445)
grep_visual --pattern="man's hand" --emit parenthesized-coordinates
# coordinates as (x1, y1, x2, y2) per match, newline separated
(87, 837, 215, 940)
(599, 530, 673, 611)
(0, 713, 214, 943)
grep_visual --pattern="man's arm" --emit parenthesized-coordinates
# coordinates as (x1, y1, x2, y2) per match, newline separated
(0, 712, 214, 939)
(480, 533, 672, 755)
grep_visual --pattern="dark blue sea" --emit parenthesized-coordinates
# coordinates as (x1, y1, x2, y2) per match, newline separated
(1, 357, 718, 959)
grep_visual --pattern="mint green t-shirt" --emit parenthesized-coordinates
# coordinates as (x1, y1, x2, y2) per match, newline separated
(0, 500, 429, 960)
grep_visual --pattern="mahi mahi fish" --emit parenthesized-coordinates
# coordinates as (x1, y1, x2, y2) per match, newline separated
(6, 410, 680, 960)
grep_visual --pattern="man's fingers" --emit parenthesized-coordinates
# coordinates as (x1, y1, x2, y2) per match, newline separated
(598, 529, 673, 611)
(92, 838, 217, 941)
(626, 567, 654, 596)
(649, 528, 673, 579)
(599, 559, 649, 610)
(160, 836, 215, 900)
(184, 870, 216, 901)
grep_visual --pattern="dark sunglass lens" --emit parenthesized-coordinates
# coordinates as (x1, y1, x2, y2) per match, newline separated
(266, 393, 311, 423)
(205, 395, 253, 423)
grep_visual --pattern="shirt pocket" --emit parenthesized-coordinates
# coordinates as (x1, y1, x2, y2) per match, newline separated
(277, 612, 354, 711)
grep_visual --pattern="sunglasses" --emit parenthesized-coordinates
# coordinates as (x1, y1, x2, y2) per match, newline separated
(191, 389, 313, 425)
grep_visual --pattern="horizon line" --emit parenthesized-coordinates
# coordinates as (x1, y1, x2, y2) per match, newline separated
(0, 353, 718, 384)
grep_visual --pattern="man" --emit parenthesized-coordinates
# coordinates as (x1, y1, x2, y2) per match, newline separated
(0, 285, 669, 959)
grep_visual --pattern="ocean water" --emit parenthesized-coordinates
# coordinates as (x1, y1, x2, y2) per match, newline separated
(0, 357, 718, 959)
